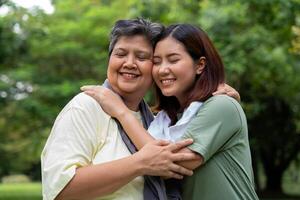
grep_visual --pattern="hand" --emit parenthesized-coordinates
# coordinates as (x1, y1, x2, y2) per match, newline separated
(212, 83, 241, 102)
(135, 139, 197, 179)
(81, 85, 129, 118)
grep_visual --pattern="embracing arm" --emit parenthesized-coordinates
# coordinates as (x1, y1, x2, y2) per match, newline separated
(43, 94, 196, 200)
(56, 153, 143, 200)
(105, 108, 203, 171)
(182, 95, 243, 167)
(81, 86, 202, 170)
(114, 108, 204, 170)
(56, 140, 195, 200)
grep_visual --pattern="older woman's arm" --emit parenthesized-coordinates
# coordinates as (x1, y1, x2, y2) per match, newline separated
(81, 86, 203, 170)
(56, 139, 196, 200)
(43, 93, 196, 200)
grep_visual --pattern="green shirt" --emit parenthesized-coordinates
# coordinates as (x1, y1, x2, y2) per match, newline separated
(182, 95, 258, 200)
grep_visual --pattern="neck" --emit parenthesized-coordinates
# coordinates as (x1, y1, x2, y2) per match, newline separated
(123, 94, 143, 111)
(177, 96, 185, 110)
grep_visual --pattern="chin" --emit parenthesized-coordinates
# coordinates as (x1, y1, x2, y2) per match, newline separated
(161, 91, 174, 97)
(119, 88, 138, 94)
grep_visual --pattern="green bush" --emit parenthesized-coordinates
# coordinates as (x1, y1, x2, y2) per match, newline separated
(1, 174, 31, 184)
(0, 183, 42, 200)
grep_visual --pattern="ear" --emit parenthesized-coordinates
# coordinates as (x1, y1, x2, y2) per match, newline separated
(195, 56, 206, 75)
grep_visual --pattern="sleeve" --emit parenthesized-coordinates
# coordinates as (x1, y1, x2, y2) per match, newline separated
(182, 95, 242, 163)
(41, 93, 108, 200)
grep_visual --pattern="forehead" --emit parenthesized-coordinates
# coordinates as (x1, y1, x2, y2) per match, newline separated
(155, 36, 186, 55)
(114, 35, 153, 52)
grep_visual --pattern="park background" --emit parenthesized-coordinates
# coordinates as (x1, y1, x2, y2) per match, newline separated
(0, 0, 300, 199)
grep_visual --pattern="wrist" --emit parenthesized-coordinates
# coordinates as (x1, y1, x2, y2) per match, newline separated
(131, 152, 146, 176)
(117, 107, 132, 121)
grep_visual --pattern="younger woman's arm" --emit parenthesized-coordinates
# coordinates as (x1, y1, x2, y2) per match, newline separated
(81, 86, 203, 170)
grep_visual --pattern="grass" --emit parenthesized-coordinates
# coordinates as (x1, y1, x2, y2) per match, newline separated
(0, 182, 42, 200)
(0, 181, 299, 200)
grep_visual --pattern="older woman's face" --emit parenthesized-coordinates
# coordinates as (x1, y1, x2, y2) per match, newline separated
(107, 35, 153, 100)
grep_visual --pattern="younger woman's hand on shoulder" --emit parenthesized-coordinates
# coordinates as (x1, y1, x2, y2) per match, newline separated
(81, 85, 129, 118)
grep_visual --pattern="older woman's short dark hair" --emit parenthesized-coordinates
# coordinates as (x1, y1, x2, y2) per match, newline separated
(108, 18, 164, 56)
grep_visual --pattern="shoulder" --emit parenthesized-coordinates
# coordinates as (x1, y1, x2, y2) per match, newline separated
(204, 94, 239, 107)
(70, 92, 100, 107)
(63, 92, 109, 120)
(201, 95, 242, 116)
(194, 95, 245, 127)
(69, 93, 103, 111)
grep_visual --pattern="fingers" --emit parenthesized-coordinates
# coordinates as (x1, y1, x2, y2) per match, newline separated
(80, 85, 99, 91)
(171, 151, 200, 162)
(212, 84, 241, 102)
(227, 91, 240, 101)
(154, 140, 171, 146)
(161, 163, 193, 179)
(161, 172, 184, 180)
(80, 85, 108, 98)
(166, 171, 184, 179)
(83, 90, 96, 97)
(166, 139, 193, 152)
(81, 85, 108, 93)
(169, 163, 193, 177)
(212, 89, 226, 95)
(213, 83, 232, 95)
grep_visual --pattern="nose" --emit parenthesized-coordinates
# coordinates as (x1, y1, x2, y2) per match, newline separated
(123, 54, 137, 69)
(158, 63, 170, 76)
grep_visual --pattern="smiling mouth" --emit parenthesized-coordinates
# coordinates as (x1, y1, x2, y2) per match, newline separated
(120, 72, 140, 79)
(161, 79, 176, 85)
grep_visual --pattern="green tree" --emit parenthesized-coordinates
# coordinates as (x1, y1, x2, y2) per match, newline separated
(0, 0, 136, 179)
(1, 1, 300, 196)
(197, 0, 300, 194)
(292, 25, 300, 54)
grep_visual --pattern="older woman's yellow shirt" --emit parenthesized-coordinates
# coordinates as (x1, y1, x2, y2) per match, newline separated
(41, 93, 144, 200)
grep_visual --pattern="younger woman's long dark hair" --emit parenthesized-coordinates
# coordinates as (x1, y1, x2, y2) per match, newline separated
(153, 24, 225, 125)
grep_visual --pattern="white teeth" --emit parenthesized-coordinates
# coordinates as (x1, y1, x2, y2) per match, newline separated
(161, 79, 175, 84)
(122, 73, 138, 78)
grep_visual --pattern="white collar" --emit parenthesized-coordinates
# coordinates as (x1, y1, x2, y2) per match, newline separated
(148, 101, 203, 142)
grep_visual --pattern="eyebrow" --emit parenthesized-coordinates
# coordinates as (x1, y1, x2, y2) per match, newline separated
(136, 50, 151, 54)
(114, 48, 126, 51)
(114, 48, 151, 54)
(167, 53, 180, 57)
(154, 53, 180, 57)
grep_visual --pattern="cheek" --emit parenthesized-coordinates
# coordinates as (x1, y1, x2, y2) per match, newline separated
(144, 65, 153, 77)
(107, 57, 120, 76)
(107, 65, 118, 84)
(141, 62, 153, 80)
(152, 67, 159, 83)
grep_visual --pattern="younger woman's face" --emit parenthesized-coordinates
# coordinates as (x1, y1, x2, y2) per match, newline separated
(152, 36, 201, 105)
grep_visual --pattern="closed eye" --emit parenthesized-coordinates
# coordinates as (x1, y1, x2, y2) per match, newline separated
(136, 52, 151, 61)
(153, 57, 162, 65)
(113, 48, 127, 57)
(115, 52, 126, 57)
(169, 59, 179, 64)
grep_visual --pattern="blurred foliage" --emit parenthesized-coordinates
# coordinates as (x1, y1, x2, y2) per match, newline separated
(0, 182, 41, 200)
(292, 25, 300, 54)
(0, 0, 300, 195)
(1, 174, 31, 183)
